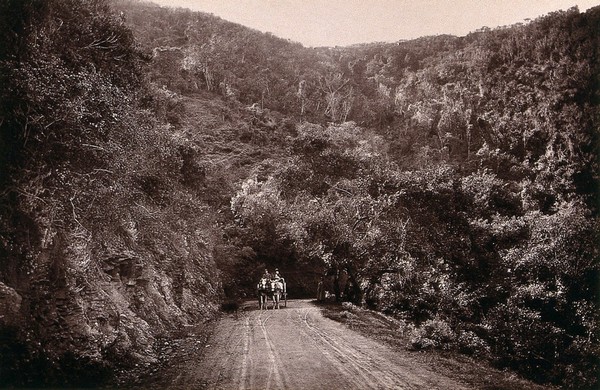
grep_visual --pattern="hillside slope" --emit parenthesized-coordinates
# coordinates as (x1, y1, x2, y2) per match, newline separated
(115, 3, 599, 388)
(0, 1, 223, 386)
(0, 0, 597, 388)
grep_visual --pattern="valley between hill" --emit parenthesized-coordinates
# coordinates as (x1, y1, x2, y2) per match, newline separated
(1, 1, 598, 388)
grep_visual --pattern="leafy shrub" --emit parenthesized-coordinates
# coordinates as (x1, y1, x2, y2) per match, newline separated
(457, 330, 491, 357)
(408, 316, 457, 350)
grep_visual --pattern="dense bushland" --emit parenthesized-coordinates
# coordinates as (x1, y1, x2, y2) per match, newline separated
(0, 0, 222, 386)
(117, 4, 598, 388)
(1, 0, 598, 388)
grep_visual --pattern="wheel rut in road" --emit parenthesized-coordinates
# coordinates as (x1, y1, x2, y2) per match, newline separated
(168, 299, 468, 390)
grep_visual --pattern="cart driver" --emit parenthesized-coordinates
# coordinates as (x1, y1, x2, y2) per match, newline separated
(273, 269, 285, 291)
(261, 268, 271, 281)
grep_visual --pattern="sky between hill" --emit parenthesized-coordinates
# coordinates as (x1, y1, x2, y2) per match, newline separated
(150, 0, 598, 47)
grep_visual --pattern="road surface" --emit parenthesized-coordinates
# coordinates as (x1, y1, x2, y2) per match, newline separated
(165, 299, 468, 389)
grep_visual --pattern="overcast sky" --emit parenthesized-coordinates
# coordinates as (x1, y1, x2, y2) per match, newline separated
(150, 0, 599, 47)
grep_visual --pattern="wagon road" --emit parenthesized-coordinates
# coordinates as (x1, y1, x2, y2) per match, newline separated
(164, 299, 469, 390)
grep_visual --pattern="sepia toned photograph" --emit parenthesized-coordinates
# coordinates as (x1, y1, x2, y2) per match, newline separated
(0, 0, 598, 388)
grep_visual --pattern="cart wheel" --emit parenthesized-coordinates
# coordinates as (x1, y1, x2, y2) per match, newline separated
(284, 293, 287, 307)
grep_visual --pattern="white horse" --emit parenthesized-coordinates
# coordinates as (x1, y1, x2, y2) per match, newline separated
(270, 280, 284, 309)
(257, 278, 270, 310)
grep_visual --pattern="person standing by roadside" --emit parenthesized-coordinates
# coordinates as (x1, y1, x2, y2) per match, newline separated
(316, 277, 325, 302)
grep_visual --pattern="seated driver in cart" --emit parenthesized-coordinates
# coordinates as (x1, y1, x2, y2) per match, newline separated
(272, 269, 287, 300)
(261, 268, 272, 281)
(272, 269, 284, 284)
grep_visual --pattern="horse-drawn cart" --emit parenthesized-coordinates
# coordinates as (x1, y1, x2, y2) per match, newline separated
(257, 278, 287, 309)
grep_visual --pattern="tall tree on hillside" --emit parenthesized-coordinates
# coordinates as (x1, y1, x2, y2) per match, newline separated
(319, 72, 354, 123)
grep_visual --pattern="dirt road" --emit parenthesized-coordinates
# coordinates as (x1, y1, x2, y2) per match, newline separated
(163, 299, 468, 390)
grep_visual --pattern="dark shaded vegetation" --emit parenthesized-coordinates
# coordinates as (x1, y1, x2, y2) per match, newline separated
(0, 0, 598, 388)
(0, 0, 221, 387)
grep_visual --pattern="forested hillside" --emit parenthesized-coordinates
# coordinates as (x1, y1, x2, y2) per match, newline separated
(1, 0, 598, 388)
(0, 0, 223, 386)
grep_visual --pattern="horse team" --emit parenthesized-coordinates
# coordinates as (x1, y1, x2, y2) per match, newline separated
(257, 269, 286, 310)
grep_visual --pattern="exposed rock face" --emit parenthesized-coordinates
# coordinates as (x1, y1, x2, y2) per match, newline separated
(0, 212, 221, 387)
